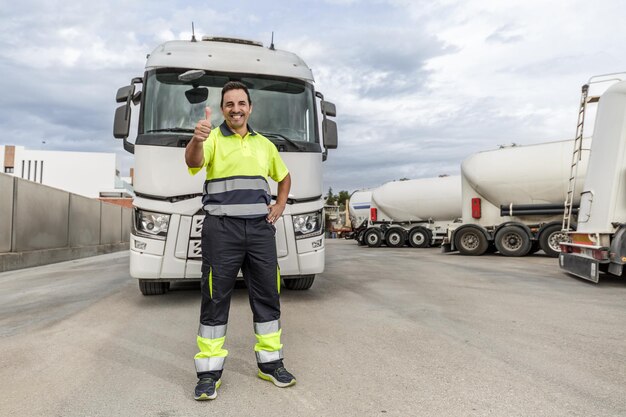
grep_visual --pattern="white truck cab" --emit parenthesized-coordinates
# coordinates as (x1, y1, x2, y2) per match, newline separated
(113, 37, 338, 294)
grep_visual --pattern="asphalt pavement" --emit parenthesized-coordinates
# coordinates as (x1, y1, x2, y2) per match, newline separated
(1, 240, 625, 417)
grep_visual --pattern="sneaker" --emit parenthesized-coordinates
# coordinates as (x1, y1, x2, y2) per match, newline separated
(257, 366, 297, 388)
(194, 377, 221, 400)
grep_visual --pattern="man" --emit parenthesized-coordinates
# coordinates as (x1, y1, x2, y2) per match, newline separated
(185, 81, 295, 401)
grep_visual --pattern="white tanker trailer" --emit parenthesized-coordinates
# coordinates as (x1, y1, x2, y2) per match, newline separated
(347, 189, 372, 239)
(443, 139, 590, 257)
(360, 176, 461, 248)
(348, 189, 372, 225)
(560, 77, 626, 282)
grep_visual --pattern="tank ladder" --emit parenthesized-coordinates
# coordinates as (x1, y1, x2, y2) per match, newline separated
(562, 84, 590, 232)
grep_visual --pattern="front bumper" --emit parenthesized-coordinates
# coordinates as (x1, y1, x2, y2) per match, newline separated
(129, 226, 325, 280)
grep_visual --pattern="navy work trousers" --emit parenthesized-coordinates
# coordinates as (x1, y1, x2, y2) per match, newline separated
(199, 214, 281, 338)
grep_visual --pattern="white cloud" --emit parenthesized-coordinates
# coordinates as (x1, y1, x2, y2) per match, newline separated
(2, 0, 626, 192)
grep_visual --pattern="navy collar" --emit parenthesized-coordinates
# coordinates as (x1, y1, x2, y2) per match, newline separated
(219, 121, 257, 137)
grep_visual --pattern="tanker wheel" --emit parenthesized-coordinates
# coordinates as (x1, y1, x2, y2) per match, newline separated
(539, 224, 567, 258)
(495, 225, 531, 257)
(357, 230, 366, 246)
(364, 228, 383, 248)
(408, 227, 431, 248)
(385, 228, 406, 248)
(454, 227, 488, 256)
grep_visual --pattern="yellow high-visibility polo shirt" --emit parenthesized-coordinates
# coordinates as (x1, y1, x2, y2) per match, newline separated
(189, 122, 289, 183)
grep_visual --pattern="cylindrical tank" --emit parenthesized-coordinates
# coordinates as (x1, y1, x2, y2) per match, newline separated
(348, 189, 372, 225)
(371, 176, 461, 221)
(462, 138, 590, 207)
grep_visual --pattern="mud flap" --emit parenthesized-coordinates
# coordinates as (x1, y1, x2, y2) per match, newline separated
(559, 253, 600, 283)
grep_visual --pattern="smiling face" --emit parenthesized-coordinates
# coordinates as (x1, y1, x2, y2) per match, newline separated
(221, 88, 252, 134)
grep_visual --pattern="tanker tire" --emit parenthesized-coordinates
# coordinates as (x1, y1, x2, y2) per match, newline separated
(357, 230, 366, 246)
(408, 227, 431, 248)
(364, 228, 383, 247)
(138, 280, 170, 296)
(283, 275, 315, 290)
(454, 227, 488, 256)
(495, 225, 531, 257)
(539, 224, 567, 258)
(385, 228, 406, 248)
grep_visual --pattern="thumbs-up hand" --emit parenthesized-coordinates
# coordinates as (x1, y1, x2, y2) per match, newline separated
(193, 107, 212, 143)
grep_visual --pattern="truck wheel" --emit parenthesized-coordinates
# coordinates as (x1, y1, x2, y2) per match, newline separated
(408, 227, 430, 248)
(283, 275, 315, 290)
(539, 224, 567, 258)
(495, 225, 531, 257)
(138, 280, 170, 295)
(364, 228, 383, 247)
(357, 230, 366, 246)
(454, 227, 488, 255)
(385, 228, 406, 248)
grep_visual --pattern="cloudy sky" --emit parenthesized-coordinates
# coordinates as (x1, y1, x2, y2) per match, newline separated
(2, 0, 626, 193)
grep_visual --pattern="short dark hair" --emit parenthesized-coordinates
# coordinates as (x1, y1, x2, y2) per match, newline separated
(220, 81, 251, 107)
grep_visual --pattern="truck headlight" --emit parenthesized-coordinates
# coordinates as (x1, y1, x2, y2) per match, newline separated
(133, 209, 170, 240)
(292, 210, 323, 240)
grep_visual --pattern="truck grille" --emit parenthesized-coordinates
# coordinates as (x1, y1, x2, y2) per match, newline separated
(191, 215, 204, 238)
(188, 239, 202, 258)
(187, 215, 204, 259)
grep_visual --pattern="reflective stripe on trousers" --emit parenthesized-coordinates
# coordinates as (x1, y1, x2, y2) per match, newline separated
(194, 324, 228, 373)
(254, 319, 283, 363)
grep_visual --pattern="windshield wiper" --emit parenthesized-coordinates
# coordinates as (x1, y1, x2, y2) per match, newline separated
(258, 131, 304, 151)
(146, 128, 194, 133)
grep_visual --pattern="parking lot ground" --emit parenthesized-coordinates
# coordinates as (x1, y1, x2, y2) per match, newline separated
(1, 240, 625, 417)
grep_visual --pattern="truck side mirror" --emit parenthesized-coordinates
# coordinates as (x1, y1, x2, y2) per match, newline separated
(114, 104, 131, 139)
(321, 101, 337, 117)
(323, 119, 338, 149)
(116, 85, 135, 103)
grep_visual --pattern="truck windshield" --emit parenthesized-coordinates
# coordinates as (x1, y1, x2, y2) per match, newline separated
(141, 69, 318, 147)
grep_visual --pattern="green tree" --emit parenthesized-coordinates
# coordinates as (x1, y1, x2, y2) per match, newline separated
(337, 190, 350, 210)
(325, 187, 337, 205)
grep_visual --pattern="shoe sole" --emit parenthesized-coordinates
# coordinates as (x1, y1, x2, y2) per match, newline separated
(194, 379, 221, 401)
(257, 370, 296, 388)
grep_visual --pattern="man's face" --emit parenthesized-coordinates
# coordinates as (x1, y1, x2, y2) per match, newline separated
(221, 89, 252, 131)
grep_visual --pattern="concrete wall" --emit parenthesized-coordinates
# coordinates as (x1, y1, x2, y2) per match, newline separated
(0, 173, 131, 272)
(0, 174, 14, 252)
(13, 177, 70, 251)
(69, 194, 101, 247)
(101, 203, 122, 244)
(121, 208, 132, 243)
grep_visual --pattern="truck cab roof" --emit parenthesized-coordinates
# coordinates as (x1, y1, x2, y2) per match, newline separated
(145, 38, 315, 83)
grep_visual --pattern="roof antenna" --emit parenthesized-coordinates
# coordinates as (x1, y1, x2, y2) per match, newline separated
(269, 31, 275, 50)
(191, 22, 197, 42)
